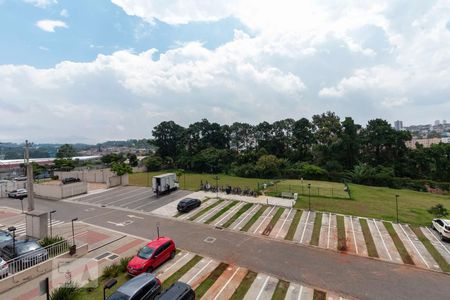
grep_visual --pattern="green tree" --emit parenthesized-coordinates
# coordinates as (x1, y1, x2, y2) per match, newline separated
(152, 121, 185, 158)
(144, 155, 163, 171)
(111, 162, 133, 176)
(56, 144, 77, 158)
(336, 117, 361, 170)
(53, 158, 75, 171)
(127, 153, 138, 167)
(256, 155, 283, 178)
(291, 118, 315, 161)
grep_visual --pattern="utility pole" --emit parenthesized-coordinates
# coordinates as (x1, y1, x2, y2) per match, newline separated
(25, 140, 35, 211)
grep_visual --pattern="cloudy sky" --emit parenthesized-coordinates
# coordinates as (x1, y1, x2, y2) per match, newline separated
(1, 0, 449, 143)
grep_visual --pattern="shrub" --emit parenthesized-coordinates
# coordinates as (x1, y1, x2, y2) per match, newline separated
(119, 256, 133, 273)
(39, 235, 65, 247)
(50, 282, 80, 300)
(428, 204, 448, 218)
(101, 263, 121, 280)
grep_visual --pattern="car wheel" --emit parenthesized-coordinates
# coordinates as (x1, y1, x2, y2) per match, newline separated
(146, 266, 153, 273)
(170, 251, 176, 259)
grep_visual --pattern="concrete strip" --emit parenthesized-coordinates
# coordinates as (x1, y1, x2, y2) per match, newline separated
(375, 221, 403, 264)
(230, 204, 260, 230)
(272, 208, 293, 239)
(213, 202, 246, 227)
(178, 198, 219, 220)
(243, 273, 278, 300)
(366, 219, 393, 261)
(396, 224, 440, 271)
(319, 213, 330, 248)
(293, 210, 309, 242)
(196, 200, 231, 223)
(202, 265, 246, 300)
(251, 205, 277, 235)
(157, 251, 196, 282)
(344, 216, 357, 254)
(422, 227, 450, 264)
(300, 211, 316, 245)
(351, 217, 368, 257)
(180, 258, 220, 289)
(329, 214, 338, 250)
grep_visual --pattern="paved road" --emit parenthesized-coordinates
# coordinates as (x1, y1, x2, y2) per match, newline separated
(1, 197, 449, 300)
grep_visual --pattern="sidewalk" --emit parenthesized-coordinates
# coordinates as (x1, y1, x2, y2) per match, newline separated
(198, 191, 295, 208)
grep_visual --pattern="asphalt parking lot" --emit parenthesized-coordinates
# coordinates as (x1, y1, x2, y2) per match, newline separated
(66, 186, 192, 212)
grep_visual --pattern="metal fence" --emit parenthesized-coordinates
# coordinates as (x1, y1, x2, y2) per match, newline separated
(2, 239, 72, 278)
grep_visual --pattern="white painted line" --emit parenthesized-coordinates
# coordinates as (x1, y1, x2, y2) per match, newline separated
(216, 202, 241, 225)
(161, 252, 189, 274)
(297, 285, 304, 300)
(198, 201, 228, 223)
(300, 211, 310, 243)
(373, 219, 392, 261)
(106, 189, 151, 206)
(350, 216, 359, 254)
(425, 227, 450, 255)
(327, 212, 331, 249)
(133, 198, 162, 210)
(213, 267, 241, 300)
(276, 208, 292, 238)
(187, 259, 213, 285)
(399, 224, 430, 268)
(87, 187, 139, 203)
(232, 205, 259, 230)
(255, 276, 270, 300)
(253, 206, 276, 234)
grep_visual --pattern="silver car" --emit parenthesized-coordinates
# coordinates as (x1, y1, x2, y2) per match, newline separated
(0, 257, 8, 278)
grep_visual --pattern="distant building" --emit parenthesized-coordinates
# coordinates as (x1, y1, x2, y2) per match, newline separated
(434, 120, 440, 126)
(394, 120, 403, 131)
(443, 120, 447, 125)
(405, 137, 448, 149)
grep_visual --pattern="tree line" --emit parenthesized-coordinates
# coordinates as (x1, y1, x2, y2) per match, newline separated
(149, 112, 450, 191)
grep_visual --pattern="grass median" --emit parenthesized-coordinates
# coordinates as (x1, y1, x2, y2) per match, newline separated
(359, 218, 379, 257)
(229, 270, 257, 300)
(411, 226, 450, 272)
(195, 263, 229, 298)
(223, 203, 253, 228)
(336, 215, 347, 251)
(310, 212, 322, 246)
(241, 205, 268, 232)
(285, 210, 302, 240)
(263, 207, 285, 235)
(188, 199, 224, 221)
(383, 222, 414, 265)
(272, 279, 289, 300)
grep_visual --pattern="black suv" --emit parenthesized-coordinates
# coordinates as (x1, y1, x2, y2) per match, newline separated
(177, 198, 201, 213)
(156, 282, 195, 300)
(62, 177, 81, 184)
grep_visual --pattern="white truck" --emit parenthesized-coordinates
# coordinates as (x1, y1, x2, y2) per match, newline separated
(152, 173, 179, 195)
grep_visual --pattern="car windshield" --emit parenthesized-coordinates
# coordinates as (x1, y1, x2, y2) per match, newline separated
(445, 226, 450, 231)
(107, 291, 130, 300)
(0, 232, 11, 243)
(137, 246, 154, 259)
(16, 242, 40, 255)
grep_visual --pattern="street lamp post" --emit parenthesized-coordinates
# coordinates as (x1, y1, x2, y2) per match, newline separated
(308, 184, 311, 211)
(49, 210, 56, 238)
(395, 195, 399, 223)
(71, 218, 78, 246)
(8, 226, 16, 256)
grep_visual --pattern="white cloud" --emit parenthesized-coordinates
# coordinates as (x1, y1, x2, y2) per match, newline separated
(24, 0, 57, 8)
(60, 9, 69, 17)
(36, 20, 68, 32)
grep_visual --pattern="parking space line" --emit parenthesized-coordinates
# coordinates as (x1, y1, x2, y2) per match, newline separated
(398, 224, 430, 268)
(327, 213, 331, 249)
(187, 259, 213, 285)
(253, 206, 276, 234)
(132, 198, 162, 210)
(373, 219, 393, 261)
(350, 217, 358, 254)
(214, 202, 244, 226)
(275, 208, 292, 238)
(103, 189, 152, 206)
(255, 276, 270, 300)
(85, 187, 141, 203)
(300, 210, 311, 243)
(197, 201, 230, 223)
(298, 285, 303, 300)
(232, 205, 259, 230)
(213, 267, 241, 300)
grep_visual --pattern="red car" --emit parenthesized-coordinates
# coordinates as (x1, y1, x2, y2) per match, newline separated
(127, 237, 176, 276)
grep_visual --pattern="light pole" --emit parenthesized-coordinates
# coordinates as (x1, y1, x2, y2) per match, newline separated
(71, 218, 78, 246)
(308, 184, 311, 211)
(49, 210, 56, 238)
(395, 195, 399, 223)
(8, 226, 16, 256)
(103, 278, 117, 300)
(156, 222, 160, 239)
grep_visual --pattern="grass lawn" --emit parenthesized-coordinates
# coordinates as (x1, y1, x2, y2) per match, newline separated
(241, 205, 268, 232)
(310, 212, 322, 246)
(285, 210, 302, 240)
(267, 179, 349, 199)
(162, 255, 203, 289)
(272, 279, 289, 300)
(194, 263, 229, 298)
(411, 226, 450, 272)
(229, 270, 258, 300)
(223, 203, 252, 228)
(264, 207, 284, 234)
(336, 215, 347, 251)
(188, 199, 224, 221)
(383, 222, 414, 265)
(205, 201, 237, 224)
(78, 272, 129, 300)
(295, 183, 450, 226)
(359, 219, 379, 258)
(129, 172, 267, 191)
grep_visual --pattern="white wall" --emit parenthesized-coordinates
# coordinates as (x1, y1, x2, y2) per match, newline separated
(34, 182, 87, 200)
